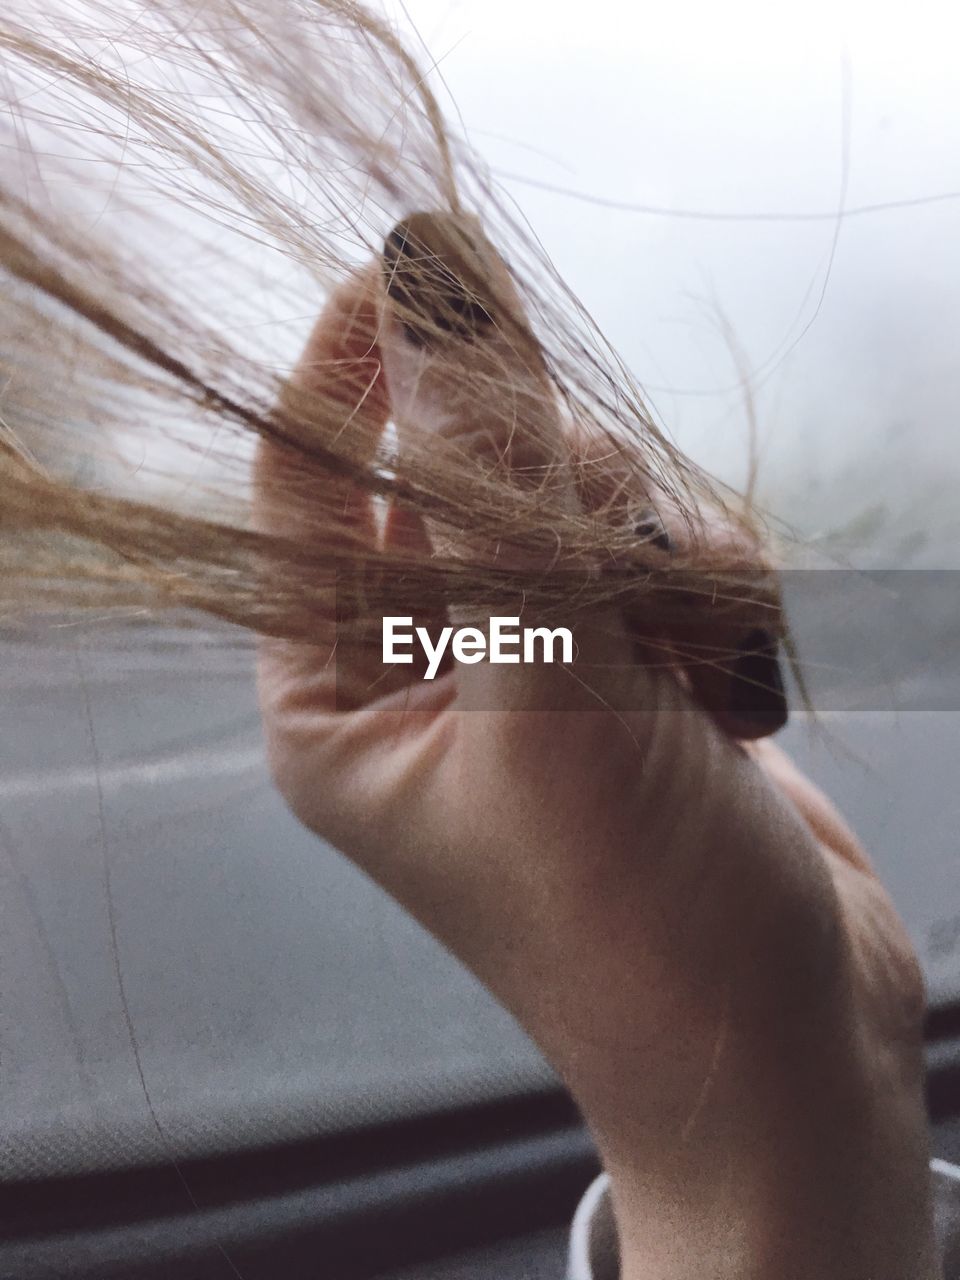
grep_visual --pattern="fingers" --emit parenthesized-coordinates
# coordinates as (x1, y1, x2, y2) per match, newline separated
(375, 210, 788, 731)
(380, 212, 576, 501)
(660, 543, 788, 742)
(268, 214, 788, 733)
(255, 268, 405, 711)
(571, 428, 788, 739)
(381, 500, 454, 683)
(257, 266, 387, 549)
(377, 211, 634, 710)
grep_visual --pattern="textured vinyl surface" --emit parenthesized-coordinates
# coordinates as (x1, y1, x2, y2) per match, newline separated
(2, 623, 960, 1183)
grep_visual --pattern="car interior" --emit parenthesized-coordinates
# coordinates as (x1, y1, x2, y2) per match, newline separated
(2, 1, 959, 1276)
(2, 625, 959, 1279)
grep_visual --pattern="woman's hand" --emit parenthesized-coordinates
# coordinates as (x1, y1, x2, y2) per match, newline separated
(256, 231, 938, 1279)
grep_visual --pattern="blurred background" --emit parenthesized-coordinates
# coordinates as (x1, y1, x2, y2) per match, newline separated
(393, 0, 960, 566)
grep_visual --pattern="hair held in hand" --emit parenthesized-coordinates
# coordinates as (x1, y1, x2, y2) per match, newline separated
(0, 0, 787, 662)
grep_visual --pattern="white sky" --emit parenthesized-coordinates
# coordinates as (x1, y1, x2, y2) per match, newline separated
(387, 0, 960, 560)
(16, 0, 957, 560)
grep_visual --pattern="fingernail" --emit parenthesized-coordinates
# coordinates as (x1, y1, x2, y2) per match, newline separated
(729, 629, 788, 730)
(634, 510, 672, 552)
(382, 213, 495, 348)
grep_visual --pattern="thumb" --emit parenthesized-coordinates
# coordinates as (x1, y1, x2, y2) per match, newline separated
(377, 210, 635, 711)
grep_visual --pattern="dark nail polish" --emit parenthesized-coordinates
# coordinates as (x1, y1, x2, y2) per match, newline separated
(729, 629, 788, 730)
(382, 214, 494, 347)
(634, 511, 672, 552)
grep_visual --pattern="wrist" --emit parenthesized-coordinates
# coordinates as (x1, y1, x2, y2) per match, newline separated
(559, 955, 937, 1280)
(573, 1156, 945, 1280)
(595, 1060, 940, 1280)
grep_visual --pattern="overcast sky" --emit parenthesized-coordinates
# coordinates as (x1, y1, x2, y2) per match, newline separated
(14, 0, 958, 562)
(387, 0, 960, 563)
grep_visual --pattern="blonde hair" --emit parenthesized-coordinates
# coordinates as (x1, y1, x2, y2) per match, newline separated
(0, 0, 783, 658)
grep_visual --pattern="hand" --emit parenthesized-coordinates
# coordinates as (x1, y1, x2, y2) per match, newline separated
(256, 224, 938, 1280)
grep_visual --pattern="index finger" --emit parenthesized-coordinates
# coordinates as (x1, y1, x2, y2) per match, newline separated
(254, 268, 389, 712)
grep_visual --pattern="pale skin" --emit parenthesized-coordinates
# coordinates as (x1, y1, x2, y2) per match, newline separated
(256, 257, 940, 1278)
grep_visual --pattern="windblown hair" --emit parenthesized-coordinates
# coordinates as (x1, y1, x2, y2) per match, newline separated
(0, 0, 783, 650)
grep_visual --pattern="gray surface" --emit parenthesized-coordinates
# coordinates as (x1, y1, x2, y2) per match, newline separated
(1, 623, 958, 1180)
(381, 1228, 569, 1280)
(0, 627, 554, 1179)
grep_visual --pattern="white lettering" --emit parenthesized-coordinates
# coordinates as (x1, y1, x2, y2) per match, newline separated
(451, 627, 486, 665)
(417, 625, 453, 680)
(523, 626, 573, 664)
(383, 616, 414, 664)
(489, 616, 521, 663)
(382, 618, 576, 677)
